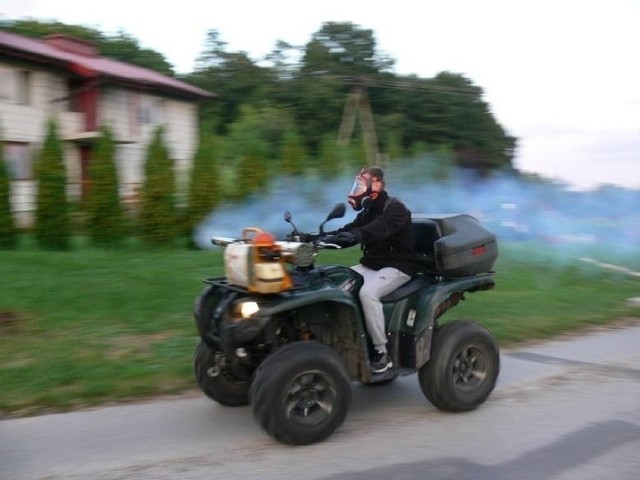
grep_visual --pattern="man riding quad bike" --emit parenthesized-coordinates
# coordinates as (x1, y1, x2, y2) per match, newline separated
(193, 202, 500, 445)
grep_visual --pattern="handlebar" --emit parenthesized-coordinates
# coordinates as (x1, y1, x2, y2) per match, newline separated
(284, 232, 342, 250)
(318, 241, 341, 249)
(212, 235, 341, 250)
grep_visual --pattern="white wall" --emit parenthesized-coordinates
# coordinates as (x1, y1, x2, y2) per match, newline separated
(1, 60, 202, 223)
(0, 67, 70, 142)
(99, 87, 199, 199)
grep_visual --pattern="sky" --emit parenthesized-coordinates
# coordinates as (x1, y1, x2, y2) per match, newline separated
(2, 0, 639, 191)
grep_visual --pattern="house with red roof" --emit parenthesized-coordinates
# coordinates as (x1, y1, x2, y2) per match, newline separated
(0, 30, 213, 226)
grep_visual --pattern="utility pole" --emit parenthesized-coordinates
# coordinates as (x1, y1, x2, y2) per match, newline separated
(337, 78, 382, 166)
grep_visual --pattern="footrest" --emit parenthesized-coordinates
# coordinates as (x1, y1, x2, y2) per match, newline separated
(370, 369, 399, 383)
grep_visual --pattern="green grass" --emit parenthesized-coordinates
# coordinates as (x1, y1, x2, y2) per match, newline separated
(1, 242, 638, 416)
(453, 251, 640, 343)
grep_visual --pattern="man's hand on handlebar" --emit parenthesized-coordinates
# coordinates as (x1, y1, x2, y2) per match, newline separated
(322, 231, 360, 248)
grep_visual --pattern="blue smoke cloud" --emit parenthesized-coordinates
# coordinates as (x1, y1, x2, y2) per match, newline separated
(194, 157, 640, 264)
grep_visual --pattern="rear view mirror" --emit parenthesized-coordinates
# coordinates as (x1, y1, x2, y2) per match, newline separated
(320, 203, 346, 234)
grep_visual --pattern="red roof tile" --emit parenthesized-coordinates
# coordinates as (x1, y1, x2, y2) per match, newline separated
(0, 30, 214, 99)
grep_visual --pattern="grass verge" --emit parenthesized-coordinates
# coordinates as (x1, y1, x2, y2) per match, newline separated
(1, 242, 638, 417)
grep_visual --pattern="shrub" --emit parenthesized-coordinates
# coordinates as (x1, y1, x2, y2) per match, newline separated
(86, 126, 125, 246)
(140, 126, 177, 245)
(0, 137, 18, 249)
(279, 129, 309, 176)
(34, 120, 71, 250)
(184, 134, 220, 237)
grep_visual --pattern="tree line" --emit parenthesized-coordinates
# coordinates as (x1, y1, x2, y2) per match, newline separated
(1, 19, 517, 172)
(0, 19, 519, 248)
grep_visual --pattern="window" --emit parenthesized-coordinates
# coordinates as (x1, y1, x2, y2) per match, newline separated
(68, 78, 84, 112)
(16, 71, 31, 105)
(138, 97, 165, 125)
(0, 68, 32, 105)
(3, 143, 33, 180)
(0, 69, 12, 101)
(128, 92, 141, 136)
(128, 94, 165, 135)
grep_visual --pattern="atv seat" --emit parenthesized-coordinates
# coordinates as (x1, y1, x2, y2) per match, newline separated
(412, 218, 442, 273)
(381, 275, 435, 302)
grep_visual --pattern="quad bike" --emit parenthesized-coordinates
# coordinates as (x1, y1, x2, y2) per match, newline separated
(193, 202, 500, 445)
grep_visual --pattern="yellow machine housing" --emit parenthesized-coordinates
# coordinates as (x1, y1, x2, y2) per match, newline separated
(224, 228, 293, 293)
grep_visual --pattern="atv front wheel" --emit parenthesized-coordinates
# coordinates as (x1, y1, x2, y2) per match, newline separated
(250, 341, 352, 445)
(418, 320, 499, 412)
(193, 341, 249, 406)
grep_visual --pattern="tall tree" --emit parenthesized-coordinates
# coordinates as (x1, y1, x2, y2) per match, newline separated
(387, 72, 515, 170)
(293, 23, 397, 153)
(317, 132, 356, 178)
(86, 126, 125, 246)
(189, 29, 278, 135)
(429, 72, 515, 171)
(287, 75, 346, 152)
(140, 127, 177, 245)
(279, 129, 309, 176)
(99, 31, 175, 76)
(0, 20, 175, 75)
(265, 40, 301, 81)
(34, 120, 71, 250)
(301, 22, 395, 77)
(0, 134, 18, 249)
(184, 134, 220, 236)
(224, 105, 273, 200)
(0, 19, 102, 43)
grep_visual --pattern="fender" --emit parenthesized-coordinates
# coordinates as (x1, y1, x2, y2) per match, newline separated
(254, 288, 366, 348)
(420, 273, 496, 334)
(385, 273, 495, 370)
(201, 279, 367, 351)
(255, 287, 359, 317)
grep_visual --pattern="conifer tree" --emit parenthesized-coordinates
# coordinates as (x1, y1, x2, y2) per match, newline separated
(279, 129, 309, 176)
(185, 134, 220, 237)
(140, 126, 176, 245)
(87, 126, 125, 246)
(34, 120, 71, 250)
(384, 132, 404, 164)
(0, 136, 18, 249)
(223, 106, 272, 201)
(317, 133, 341, 178)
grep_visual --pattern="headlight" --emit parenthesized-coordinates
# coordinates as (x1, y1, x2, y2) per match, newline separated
(234, 301, 260, 319)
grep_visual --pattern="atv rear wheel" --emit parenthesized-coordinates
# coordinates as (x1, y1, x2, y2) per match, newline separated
(193, 341, 249, 406)
(418, 320, 499, 412)
(249, 341, 352, 445)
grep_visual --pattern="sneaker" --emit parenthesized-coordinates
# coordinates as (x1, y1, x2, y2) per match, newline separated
(371, 351, 392, 373)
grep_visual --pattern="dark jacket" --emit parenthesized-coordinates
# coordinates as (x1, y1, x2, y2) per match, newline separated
(340, 191, 415, 276)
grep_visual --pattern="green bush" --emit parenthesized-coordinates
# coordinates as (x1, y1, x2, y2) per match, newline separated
(0, 137, 18, 249)
(86, 126, 125, 246)
(140, 126, 177, 245)
(279, 129, 309, 176)
(223, 105, 273, 201)
(184, 134, 220, 236)
(34, 120, 71, 250)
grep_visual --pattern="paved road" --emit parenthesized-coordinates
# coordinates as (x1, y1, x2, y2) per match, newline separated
(2, 322, 640, 480)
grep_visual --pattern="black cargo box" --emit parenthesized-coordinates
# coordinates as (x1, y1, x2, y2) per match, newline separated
(412, 214, 498, 277)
